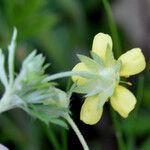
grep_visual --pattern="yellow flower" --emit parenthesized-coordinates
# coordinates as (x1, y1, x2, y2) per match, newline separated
(72, 33, 146, 125)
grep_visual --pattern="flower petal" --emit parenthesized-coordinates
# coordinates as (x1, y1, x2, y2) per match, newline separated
(119, 48, 146, 76)
(72, 62, 89, 85)
(80, 95, 103, 125)
(110, 85, 136, 118)
(92, 33, 113, 59)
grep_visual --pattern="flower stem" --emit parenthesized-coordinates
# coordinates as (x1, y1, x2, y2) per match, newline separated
(64, 114, 89, 150)
(61, 78, 72, 150)
(43, 71, 97, 82)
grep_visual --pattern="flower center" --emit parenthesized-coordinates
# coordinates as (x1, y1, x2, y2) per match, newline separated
(99, 67, 120, 85)
(97, 62, 121, 99)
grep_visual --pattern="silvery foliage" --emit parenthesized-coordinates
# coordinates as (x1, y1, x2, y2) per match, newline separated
(0, 28, 71, 128)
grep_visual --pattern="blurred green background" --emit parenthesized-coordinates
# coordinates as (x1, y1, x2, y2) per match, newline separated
(0, 0, 150, 150)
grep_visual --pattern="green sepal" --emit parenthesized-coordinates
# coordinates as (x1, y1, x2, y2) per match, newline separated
(90, 51, 104, 68)
(99, 84, 115, 108)
(73, 79, 102, 94)
(115, 60, 121, 73)
(77, 54, 100, 72)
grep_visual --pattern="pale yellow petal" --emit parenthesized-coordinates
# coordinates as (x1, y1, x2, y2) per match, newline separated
(80, 95, 103, 125)
(72, 62, 89, 85)
(110, 85, 136, 118)
(119, 48, 146, 76)
(92, 33, 113, 59)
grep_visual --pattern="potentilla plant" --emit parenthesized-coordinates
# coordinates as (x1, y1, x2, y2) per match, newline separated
(0, 28, 89, 150)
(0, 28, 146, 150)
(72, 33, 146, 125)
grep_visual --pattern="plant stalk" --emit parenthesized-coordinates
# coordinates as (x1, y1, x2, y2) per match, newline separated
(64, 114, 89, 150)
(43, 71, 98, 82)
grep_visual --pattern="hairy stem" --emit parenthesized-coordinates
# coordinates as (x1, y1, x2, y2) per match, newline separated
(43, 71, 98, 82)
(64, 114, 89, 150)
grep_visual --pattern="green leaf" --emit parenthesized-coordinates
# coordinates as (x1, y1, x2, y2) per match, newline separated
(24, 92, 52, 103)
(0, 49, 8, 88)
(50, 118, 68, 129)
(14, 50, 48, 90)
(26, 104, 69, 127)
(8, 27, 17, 86)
